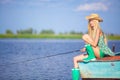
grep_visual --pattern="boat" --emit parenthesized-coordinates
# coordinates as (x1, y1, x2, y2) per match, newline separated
(78, 55, 120, 80)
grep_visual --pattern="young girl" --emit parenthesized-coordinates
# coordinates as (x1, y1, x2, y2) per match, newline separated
(72, 13, 115, 80)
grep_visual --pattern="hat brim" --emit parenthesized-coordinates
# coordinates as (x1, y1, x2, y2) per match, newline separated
(86, 16, 103, 22)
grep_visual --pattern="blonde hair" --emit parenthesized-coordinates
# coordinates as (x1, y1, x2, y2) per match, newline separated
(88, 20, 107, 45)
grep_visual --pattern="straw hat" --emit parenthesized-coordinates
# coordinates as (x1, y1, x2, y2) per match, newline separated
(86, 13, 103, 22)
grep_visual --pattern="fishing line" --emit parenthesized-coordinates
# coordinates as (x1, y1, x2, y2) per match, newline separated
(0, 49, 81, 66)
(1, 50, 119, 67)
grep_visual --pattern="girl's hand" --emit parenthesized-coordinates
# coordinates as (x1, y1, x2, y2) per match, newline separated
(80, 48, 86, 52)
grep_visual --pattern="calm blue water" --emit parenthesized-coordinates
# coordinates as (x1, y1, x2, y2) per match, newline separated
(0, 39, 120, 80)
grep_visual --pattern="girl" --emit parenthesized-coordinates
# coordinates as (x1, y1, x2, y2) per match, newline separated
(72, 13, 114, 80)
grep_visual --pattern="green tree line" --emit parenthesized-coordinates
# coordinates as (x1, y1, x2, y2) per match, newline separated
(1, 28, 120, 40)
(5, 28, 83, 35)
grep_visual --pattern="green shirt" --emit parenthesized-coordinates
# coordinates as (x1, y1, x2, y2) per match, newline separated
(98, 36, 115, 56)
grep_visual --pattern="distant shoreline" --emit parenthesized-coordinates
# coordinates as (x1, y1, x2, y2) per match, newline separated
(0, 34, 120, 40)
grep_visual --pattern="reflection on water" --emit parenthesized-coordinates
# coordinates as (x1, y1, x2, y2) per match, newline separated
(0, 39, 120, 80)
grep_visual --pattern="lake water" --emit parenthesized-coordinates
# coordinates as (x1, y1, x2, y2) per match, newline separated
(0, 39, 120, 80)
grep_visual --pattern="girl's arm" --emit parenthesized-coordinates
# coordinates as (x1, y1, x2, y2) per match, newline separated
(82, 29, 100, 47)
(80, 48, 86, 52)
(92, 29, 100, 47)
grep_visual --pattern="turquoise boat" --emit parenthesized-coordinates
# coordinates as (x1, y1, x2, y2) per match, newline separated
(78, 56, 120, 80)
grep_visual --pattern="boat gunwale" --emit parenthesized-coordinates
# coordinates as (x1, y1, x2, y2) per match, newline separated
(83, 60, 120, 62)
(79, 56, 120, 62)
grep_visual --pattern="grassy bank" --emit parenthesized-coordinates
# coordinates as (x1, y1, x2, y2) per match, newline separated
(0, 34, 120, 40)
(107, 35, 120, 40)
(0, 34, 82, 39)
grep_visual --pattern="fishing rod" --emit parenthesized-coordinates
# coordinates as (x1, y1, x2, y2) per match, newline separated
(0, 49, 81, 66)
(1, 49, 119, 67)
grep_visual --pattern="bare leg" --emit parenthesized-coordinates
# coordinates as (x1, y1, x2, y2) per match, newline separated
(92, 46, 100, 58)
(82, 34, 100, 58)
(73, 54, 88, 68)
(82, 34, 94, 44)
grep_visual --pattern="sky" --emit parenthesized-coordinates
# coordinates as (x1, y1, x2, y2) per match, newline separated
(0, 0, 120, 34)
